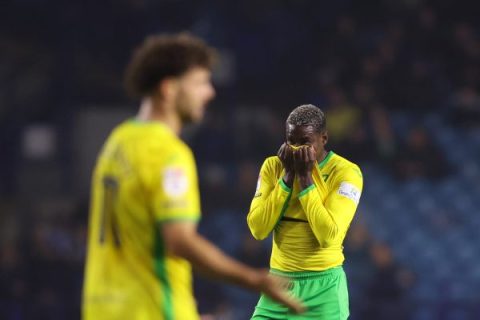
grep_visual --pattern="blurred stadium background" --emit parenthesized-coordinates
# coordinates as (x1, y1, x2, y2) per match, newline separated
(1, 0, 480, 319)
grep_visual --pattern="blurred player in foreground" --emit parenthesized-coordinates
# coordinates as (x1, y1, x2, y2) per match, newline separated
(247, 104, 363, 319)
(82, 33, 304, 320)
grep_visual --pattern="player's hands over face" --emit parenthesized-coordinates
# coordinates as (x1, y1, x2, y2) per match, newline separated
(253, 270, 305, 314)
(277, 143, 294, 174)
(293, 146, 316, 178)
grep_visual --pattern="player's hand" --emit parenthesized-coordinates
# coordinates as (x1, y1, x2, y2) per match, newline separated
(293, 146, 316, 176)
(293, 146, 316, 189)
(277, 143, 295, 187)
(277, 143, 294, 173)
(251, 270, 305, 314)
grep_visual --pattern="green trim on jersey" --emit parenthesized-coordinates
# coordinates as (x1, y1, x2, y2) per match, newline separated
(274, 184, 293, 229)
(279, 178, 292, 193)
(298, 184, 315, 198)
(318, 151, 334, 169)
(154, 228, 174, 320)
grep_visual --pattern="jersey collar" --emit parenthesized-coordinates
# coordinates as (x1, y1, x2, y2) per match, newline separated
(318, 151, 334, 169)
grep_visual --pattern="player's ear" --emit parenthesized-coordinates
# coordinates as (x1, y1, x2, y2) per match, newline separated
(158, 77, 179, 102)
(322, 131, 328, 146)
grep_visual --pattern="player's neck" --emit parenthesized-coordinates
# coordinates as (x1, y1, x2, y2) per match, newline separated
(137, 97, 182, 135)
(317, 149, 328, 163)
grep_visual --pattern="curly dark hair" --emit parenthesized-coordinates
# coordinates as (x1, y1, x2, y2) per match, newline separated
(286, 104, 326, 133)
(124, 32, 217, 98)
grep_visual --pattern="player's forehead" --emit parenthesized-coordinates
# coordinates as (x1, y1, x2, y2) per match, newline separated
(286, 124, 316, 139)
(180, 66, 211, 81)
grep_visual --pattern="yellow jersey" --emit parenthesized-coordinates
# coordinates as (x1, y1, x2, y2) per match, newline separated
(83, 119, 201, 320)
(247, 151, 363, 271)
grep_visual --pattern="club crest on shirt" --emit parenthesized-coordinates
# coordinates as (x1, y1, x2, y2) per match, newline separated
(337, 182, 361, 204)
(163, 167, 189, 197)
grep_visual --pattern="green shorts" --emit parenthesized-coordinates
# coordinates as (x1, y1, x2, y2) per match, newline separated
(251, 266, 349, 320)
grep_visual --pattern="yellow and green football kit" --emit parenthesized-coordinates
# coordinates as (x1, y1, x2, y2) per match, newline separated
(247, 151, 363, 319)
(83, 119, 201, 320)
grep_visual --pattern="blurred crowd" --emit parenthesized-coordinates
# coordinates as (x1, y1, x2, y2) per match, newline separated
(1, 0, 480, 319)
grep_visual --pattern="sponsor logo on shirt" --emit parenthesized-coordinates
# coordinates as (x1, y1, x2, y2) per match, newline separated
(163, 167, 189, 197)
(337, 182, 361, 204)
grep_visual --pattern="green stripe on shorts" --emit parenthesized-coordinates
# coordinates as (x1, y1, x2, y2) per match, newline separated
(252, 266, 349, 320)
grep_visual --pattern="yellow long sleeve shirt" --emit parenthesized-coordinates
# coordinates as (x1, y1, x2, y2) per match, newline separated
(247, 151, 363, 271)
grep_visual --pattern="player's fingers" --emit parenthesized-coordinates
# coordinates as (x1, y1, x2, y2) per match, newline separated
(284, 146, 291, 162)
(285, 144, 293, 156)
(293, 148, 299, 162)
(263, 276, 306, 314)
(296, 147, 303, 162)
(268, 290, 305, 314)
(308, 146, 316, 162)
(301, 146, 308, 163)
(277, 143, 285, 159)
(297, 149, 303, 164)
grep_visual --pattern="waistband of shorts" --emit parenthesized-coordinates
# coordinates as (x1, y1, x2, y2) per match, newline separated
(269, 266, 343, 279)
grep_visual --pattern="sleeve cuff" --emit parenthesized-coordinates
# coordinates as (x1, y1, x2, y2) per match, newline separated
(298, 184, 315, 198)
(279, 178, 292, 193)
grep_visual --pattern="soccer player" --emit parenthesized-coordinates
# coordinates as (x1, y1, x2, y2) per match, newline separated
(247, 104, 363, 319)
(82, 33, 303, 320)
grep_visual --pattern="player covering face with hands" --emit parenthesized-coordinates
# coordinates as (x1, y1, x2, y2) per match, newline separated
(278, 119, 330, 191)
(248, 104, 363, 319)
(278, 144, 325, 188)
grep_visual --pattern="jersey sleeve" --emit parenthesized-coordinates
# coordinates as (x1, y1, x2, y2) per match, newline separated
(247, 157, 292, 240)
(145, 145, 201, 223)
(298, 165, 363, 247)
